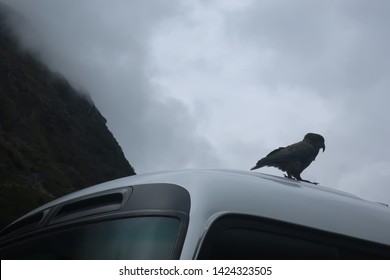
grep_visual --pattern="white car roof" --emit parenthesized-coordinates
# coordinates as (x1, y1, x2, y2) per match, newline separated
(9, 169, 390, 254)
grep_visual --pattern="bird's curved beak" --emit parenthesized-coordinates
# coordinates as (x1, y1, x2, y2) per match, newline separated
(322, 144, 326, 152)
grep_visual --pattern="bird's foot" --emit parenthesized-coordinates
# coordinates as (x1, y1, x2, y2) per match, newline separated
(284, 174, 318, 185)
(298, 179, 319, 185)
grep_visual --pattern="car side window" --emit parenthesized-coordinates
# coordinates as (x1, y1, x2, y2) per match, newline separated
(0, 216, 181, 260)
(197, 214, 390, 260)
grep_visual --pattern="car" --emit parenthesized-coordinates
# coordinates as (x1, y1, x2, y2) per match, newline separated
(0, 169, 390, 259)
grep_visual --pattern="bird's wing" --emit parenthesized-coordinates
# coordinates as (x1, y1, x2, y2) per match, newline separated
(268, 141, 315, 162)
(251, 141, 315, 170)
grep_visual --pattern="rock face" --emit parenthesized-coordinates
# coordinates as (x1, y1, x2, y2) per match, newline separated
(0, 7, 136, 228)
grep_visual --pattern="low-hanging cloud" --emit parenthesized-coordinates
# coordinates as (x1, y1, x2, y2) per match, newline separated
(3, 0, 223, 173)
(2, 0, 390, 205)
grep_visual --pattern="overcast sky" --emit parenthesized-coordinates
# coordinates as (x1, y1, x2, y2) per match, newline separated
(3, 0, 390, 205)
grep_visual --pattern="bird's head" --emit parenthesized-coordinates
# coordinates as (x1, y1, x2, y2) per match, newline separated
(304, 133, 325, 152)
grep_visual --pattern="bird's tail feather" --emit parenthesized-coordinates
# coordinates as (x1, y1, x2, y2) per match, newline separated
(250, 159, 268, 170)
(250, 157, 276, 170)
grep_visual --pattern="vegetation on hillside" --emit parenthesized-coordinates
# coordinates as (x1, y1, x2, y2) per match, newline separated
(0, 7, 136, 228)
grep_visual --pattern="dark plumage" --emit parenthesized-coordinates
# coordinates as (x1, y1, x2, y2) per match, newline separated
(250, 133, 325, 184)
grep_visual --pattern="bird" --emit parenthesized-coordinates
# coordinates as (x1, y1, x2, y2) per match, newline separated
(250, 133, 325, 184)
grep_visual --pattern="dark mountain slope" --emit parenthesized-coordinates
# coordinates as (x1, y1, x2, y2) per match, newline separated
(0, 7, 136, 228)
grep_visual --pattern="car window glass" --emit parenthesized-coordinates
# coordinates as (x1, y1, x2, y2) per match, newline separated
(0, 216, 180, 260)
(197, 214, 390, 260)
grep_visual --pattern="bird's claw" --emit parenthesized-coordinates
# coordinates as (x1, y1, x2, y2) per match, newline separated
(299, 179, 319, 185)
(284, 174, 319, 185)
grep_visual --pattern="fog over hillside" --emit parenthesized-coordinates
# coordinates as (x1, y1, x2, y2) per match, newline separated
(2, 1, 390, 207)
(0, 5, 135, 227)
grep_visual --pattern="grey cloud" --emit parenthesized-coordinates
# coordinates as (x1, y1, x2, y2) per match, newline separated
(3, 0, 390, 205)
(3, 0, 222, 173)
(226, 0, 390, 94)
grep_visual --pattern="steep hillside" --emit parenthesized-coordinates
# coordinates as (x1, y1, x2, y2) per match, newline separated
(0, 7, 136, 228)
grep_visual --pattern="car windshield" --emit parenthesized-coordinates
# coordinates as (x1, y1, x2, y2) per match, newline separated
(0, 216, 180, 260)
